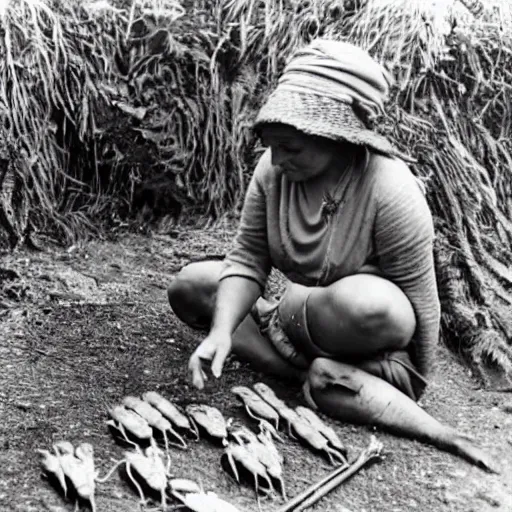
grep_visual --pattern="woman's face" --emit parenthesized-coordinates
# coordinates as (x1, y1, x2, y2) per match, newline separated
(260, 124, 339, 182)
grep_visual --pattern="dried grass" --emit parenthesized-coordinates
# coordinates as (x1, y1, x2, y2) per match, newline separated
(1, 0, 511, 381)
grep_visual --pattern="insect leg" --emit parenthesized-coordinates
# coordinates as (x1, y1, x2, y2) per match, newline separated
(160, 430, 172, 471)
(259, 419, 284, 443)
(288, 422, 297, 439)
(160, 488, 166, 510)
(96, 459, 126, 483)
(125, 463, 147, 509)
(167, 425, 188, 450)
(277, 476, 287, 500)
(327, 446, 349, 466)
(261, 472, 274, 497)
(106, 421, 139, 449)
(226, 452, 240, 483)
(245, 405, 263, 423)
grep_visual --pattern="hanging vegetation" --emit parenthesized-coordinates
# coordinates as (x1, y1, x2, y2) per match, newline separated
(0, 0, 511, 383)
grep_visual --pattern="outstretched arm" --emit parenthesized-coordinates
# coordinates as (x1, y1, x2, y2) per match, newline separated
(189, 155, 272, 388)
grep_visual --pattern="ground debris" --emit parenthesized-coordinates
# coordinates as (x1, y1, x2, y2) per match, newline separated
(0, 232, 510, 512)
(475, 490, 501, 508)
(500, 401, 512, 413)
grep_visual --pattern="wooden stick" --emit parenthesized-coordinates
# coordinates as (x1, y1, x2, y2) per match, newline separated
(275, 462, 350, 512)
(294, 436, 384, 512)
(276, 436, 383, 512)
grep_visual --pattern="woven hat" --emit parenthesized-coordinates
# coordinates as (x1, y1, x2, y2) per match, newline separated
(254, 39, 400, 157)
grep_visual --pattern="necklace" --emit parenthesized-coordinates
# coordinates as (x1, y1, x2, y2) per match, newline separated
(320, 148, 369, 220)
(320, 193, 343, 218)
(320, 153, 357, 220)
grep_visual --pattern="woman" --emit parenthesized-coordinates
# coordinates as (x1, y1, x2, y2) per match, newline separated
(168, 39, 441, 427)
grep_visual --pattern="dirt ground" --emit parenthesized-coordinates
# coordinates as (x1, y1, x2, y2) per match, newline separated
(0, 228, 511, 512)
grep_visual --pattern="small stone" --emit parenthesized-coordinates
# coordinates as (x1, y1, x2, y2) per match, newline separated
(501, 401, 512, 413)
(447, 469, 467, 479)
(476, 491, 501, 507)
(441, 491, 460, 504)
(428, 479, 449, 490)
(14, 401, 32, 411)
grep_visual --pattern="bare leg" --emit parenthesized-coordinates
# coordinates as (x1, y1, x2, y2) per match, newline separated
(279, 274, 416, 359)
(276, 273, 427, 400)
(167, 261, 305, 382)
(305, 358, 498, 472)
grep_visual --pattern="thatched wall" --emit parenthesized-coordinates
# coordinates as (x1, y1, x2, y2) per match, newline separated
(0, 0, 511, 383)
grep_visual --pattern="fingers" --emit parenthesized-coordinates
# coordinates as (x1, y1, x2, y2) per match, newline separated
(188, 336, 231, 388)
(211, 343, 230, 378)
(188, 352, 207, 390)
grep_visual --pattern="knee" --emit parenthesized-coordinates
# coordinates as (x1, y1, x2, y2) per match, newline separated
(345, 297, 396, 335)
(167, 261, 222, 328)
(332, 281, 416, 343)
(167, 275, 198, 325)
(167, 275, 188, 310)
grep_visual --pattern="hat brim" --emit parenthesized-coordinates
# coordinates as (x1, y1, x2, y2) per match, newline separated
(254, 89, 398, 157)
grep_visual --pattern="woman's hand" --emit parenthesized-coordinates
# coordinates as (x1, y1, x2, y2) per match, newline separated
(188, 329, 233, 389)
(187, 275, 262, 389)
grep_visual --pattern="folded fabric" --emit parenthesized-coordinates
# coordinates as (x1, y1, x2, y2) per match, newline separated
(277, 39, 393, 116)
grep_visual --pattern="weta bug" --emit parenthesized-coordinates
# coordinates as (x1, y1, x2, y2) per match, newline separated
(37, 448, 67, 497)
(186, 404, 228, 445)
(39, 441, 99, 512)
(168, 477, 202, 494)
(107, 405, 153, 446)
(232, 385, 280, 429)
(171, 489, 242, 512)
(229, 422, 287, 499)
(257, 420, 287, 499)
(168, 478, 242, 511)
(222, 441, 274, 497)
(253, 382, 299, 434)
(100, 442, 168, 510)
(122, 395, 187, 459)
(142, 391, 198, 440)
(295, 405, 347, 457)
(289, 415, 348, 465)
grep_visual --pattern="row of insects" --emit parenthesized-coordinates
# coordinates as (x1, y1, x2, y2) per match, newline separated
(38, 382, 348, 511)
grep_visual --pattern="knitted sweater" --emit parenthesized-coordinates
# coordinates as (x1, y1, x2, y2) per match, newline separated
(221, 148, 441, 377)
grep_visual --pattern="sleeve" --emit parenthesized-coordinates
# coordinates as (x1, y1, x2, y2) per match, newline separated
(374, 161, 441, 378)
(220, 154, 272, 289)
